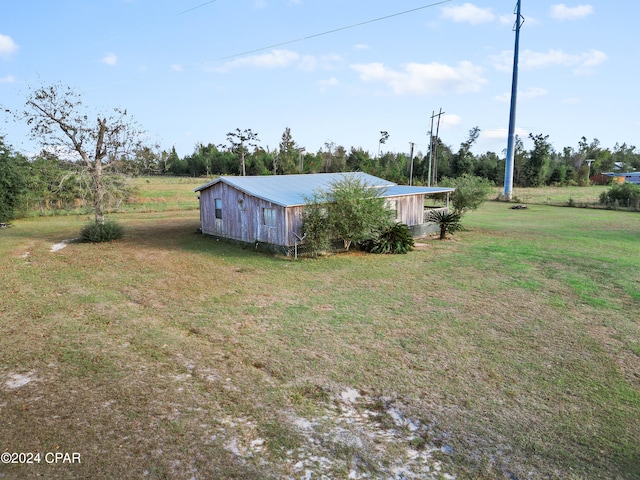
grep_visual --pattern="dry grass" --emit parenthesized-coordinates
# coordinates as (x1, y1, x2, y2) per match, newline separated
(0, 201, 638, 479)
(493, 185, 609, 206)
(125, 176, 206, 212)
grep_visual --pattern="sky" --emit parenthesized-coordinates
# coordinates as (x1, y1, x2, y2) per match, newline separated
(1, 0, 638, 160)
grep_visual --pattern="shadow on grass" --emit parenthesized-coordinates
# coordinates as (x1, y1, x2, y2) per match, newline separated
(119, 215, 287, 262)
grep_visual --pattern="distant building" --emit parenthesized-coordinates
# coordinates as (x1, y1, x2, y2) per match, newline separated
(590, 173, 613, 185)
(195, 172, 453, 251)
(594, 172, 640, 185)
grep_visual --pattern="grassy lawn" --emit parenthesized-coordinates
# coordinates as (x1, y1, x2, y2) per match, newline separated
(0, 196, 638, 478)
(494, 185, 609, 206)
(125, 176, 206, 212)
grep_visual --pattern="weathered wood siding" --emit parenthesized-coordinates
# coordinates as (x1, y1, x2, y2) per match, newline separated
(388, 194, 426, 226)
(200, 183, 291, 246)
(285, 206, 306, 246)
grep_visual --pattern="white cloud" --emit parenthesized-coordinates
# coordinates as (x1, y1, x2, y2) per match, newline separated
(319, 77, 340, 92)
(522, 87, 549, 99)
(441, 3, 496, 25)
(440, 114, 463, 128)
(320, 77, 339, 86)
(495, 87, 548, 103)
(354, 44, 369, 50)
(212, 49, 341, 73)
(579, 50, 607, 68)
(301, 53, 342, 72)
(0, 75, 15, 83)
(102, 53, 118, 66)
(490, 48, 607, 73)
(483, 127, 529, 140)
(254, 0, 267, 9)
(550, 4, 594, 21)
(351, 61, 487, 95)
(170, 64, 184, 72)
(224, 50, 299, 70)
(0, 34, 19, 59)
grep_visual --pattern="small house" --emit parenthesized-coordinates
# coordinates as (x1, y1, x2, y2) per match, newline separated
(195, 172, 453, 251)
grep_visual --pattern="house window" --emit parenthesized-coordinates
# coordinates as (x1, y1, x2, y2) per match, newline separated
(263, 207, 276, 227)
(214, 198, 222, 219)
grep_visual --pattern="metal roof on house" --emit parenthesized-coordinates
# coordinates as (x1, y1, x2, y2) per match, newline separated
(195, 173, 452, 207)
(603, 172, 640, 177)
(195, 173, 374, 206)
(384, 185, 454, 197)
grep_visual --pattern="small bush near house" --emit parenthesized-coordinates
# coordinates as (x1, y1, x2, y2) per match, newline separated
(440, 174, 494, 214)
(302, 176, 395, 255)
(301, 197, 332, 256)
(325, 176, 394, 251)
(80, 220, 124, 243)
(360, 223, 414, 254)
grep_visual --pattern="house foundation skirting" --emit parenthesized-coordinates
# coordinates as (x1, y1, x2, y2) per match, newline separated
(408, 222, 441, 237)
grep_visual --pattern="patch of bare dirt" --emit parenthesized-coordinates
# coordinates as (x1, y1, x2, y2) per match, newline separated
(209, 386, 457, 479)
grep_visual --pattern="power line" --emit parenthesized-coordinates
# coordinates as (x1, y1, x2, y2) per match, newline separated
(199, 0, 452, 65)
(176, 0, 220, 17)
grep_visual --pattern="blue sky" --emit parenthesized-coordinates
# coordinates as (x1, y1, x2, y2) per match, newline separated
(1, 1, 638, 159)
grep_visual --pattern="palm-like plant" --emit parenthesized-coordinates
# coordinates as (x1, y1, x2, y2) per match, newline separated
(428, 209, 464, 240)
(361, 222, 414, 254)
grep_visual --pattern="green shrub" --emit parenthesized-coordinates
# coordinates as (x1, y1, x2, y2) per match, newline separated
(80, 220, 124, 243)
(0, 139, 29, 223)
(325, 176, 394, 251)
(599, 183, 640, 209)
(361, 223, 414, 254)
(301, 198, 332, 256)
(302, 175, 395, 254)
(440, 174, 494, 215)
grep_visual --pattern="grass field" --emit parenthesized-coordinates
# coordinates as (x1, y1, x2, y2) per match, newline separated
(493, 185, 610, 206)
(125, 176, 205, 212)
(1, 186, 638, 479)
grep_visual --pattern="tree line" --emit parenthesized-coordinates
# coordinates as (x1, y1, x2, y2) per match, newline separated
(10, 126, 640, 182)
(3, 126, 640, 222)
(111, 127, 640, 187)
(2, 82, 640, 225)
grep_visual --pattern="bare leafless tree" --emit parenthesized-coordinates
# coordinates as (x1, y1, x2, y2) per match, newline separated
(17, 83, 144, 224)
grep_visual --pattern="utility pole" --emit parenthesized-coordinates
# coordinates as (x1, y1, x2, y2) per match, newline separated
(427, 111, 434, 187)
(427, 109, 444, 186)
(432, 108, 444, 186)
(503, 0, 523, 200)
(409, 142, 415, 186)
